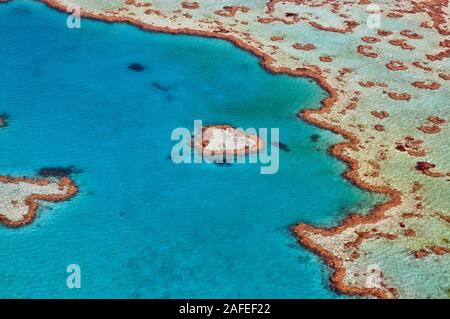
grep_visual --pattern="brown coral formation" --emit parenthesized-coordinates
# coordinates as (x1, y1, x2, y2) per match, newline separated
(418, 124, 441, 134)
(388, 92, 411, 101)
(400, 30, 423, 39)
(428, 116, 447, 125)
(361, 36, 380, 43)
(371, 111, 389, 119)
(215, 6, 249, 17)
(181, 1, 199, 9)
(319, 55, 333, 62)
(377, 30, 393, 37)
(417, 116, 446, 134)
(395, 136, 426, 157)
(357, 45, 378, 58)
(412, 61, 432, 71)
(358, 81, 387, 88)
(414, 246, 450, 258)
(0, 176, 78, 227)
(125, 0, 152, 8)
(412, 81, 441, 90)
(415, 161, 450, 178)
(309, 20, 359, 33)
(389, 39, 415, 50)
(270, 35, 284, 42)
(426, 49, 450, 61)
(292, 43, 316, 51)
(386, 60, 408, 71)
(415, 161, 445, 177)
(438, 72, 450, 80)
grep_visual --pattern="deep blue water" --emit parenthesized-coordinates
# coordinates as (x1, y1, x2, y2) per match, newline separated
(0, 1, 381, 298)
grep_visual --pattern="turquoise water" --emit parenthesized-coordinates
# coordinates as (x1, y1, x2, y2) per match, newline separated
(0, 1, 381, 298)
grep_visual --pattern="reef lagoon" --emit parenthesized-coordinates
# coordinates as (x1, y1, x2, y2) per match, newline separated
(0, 1, 382, 298)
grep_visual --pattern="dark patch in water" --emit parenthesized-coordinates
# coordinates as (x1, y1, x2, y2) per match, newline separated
(0, 112, 9, 128)
(37, 166, 82, 177)
(214, 161, 232, 166)
(128, 63, 145, 72)
(310, 134, 320, 142)
(151, 82, 171, 92)
(278, 142, 290, 152)
(12, 4, 32, 16)
(213, 156, 233, 166)
(297, 255, 311, 263)
(272, 141, 290, 152)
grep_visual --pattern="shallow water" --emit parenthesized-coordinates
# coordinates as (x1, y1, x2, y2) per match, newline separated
(0, 1, 382, 298)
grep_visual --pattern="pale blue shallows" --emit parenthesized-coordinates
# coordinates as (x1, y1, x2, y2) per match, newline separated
(0, 1, 382, 298)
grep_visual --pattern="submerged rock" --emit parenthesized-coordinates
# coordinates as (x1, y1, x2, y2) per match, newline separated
(272, 141, 290, 152)
(0, 113, 9, 128)
(310, 134, 320, 142)
(213, 156, 233, 166)
(37, 166, 82, 178)
(415, 161, 435, 171)
(151, 82, 171, 92)
(128, 63, 145, 72)
(214, 161, 232, 166)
